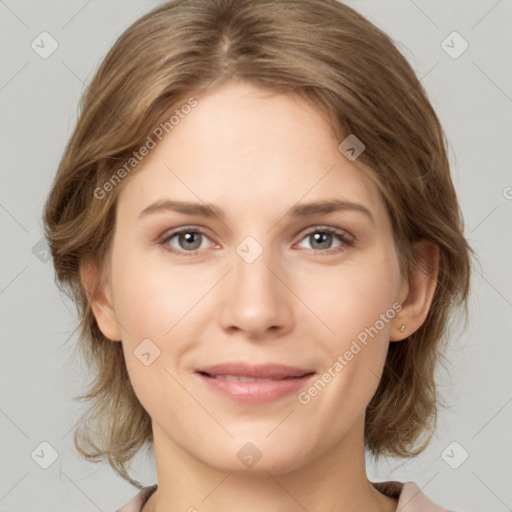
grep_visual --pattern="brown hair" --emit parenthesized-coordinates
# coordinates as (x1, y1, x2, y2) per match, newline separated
(42, 0, 475, 488)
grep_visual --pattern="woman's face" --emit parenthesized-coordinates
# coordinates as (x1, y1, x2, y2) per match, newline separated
(97, 81, 410, 474)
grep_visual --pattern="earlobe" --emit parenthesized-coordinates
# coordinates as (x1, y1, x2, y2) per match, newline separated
(391, 240, 439, 341)
(79, 260, 122, 342)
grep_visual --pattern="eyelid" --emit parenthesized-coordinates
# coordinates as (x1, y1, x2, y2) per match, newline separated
(298, 225, 354, 242)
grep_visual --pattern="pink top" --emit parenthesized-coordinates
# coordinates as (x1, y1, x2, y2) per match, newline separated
(116, 481, 455, 511)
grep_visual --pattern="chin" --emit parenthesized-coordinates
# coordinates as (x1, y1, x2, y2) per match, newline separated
(197, 437, 312, 476)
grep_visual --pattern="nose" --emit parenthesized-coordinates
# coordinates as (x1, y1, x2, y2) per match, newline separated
(217, 241, 294, 340)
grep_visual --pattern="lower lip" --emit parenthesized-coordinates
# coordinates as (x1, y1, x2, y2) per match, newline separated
(196, 373, 316, 404)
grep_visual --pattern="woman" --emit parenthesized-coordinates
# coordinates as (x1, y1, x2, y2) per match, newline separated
(42, 1, 474, 510)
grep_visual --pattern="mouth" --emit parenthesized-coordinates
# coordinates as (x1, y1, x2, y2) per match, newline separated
(195, 362, 316, 404)
(198, 372, 309, 382)
(196, 362, 315, 379)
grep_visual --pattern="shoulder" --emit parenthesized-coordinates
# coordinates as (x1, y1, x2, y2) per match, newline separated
(372, 480, 458, 511)
(116, 484, 158, 512)
(119, 481, 459, 512)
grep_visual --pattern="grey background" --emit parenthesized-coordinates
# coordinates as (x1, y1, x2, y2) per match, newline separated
(1, 0, 511, 510)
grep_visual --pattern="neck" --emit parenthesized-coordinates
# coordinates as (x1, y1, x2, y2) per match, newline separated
(144, 415, 397, 512)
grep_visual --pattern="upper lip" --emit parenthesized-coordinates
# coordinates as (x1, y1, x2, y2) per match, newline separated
(196, 362, 315, 379)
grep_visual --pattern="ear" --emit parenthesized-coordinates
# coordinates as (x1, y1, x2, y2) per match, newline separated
(390, 239, 439, 342)
(80, 259, 122, 342)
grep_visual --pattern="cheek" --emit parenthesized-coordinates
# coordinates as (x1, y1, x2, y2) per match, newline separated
(111, 247, 208, 342)
(298, 262, 397, 344)
(110, 253, 200, 415)
(298, 270, 396, 426)
(297, 258, 398, 410)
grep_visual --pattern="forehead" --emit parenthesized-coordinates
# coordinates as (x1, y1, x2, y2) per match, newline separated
(116, 81, 387, 225)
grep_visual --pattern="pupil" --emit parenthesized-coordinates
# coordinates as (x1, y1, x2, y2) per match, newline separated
(180, 232, 201, 250)
(312, 232, 331, 249)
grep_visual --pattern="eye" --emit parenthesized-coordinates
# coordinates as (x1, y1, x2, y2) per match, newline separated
(159, 226, 354, 257)
(296, 226, 354, 254)
(160, 228, 213, 256)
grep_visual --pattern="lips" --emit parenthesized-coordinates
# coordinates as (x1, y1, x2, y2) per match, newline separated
(195, 362, 315, 380)
(195, 362, 316, 404)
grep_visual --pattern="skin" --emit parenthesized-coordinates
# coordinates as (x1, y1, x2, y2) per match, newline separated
(82, 81, 439, 512)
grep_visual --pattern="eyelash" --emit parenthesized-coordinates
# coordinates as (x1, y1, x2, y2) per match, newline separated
(158, 226, 355, 257)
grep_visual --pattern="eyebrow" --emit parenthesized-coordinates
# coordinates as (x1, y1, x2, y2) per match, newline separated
(137, 198, 375, 226)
